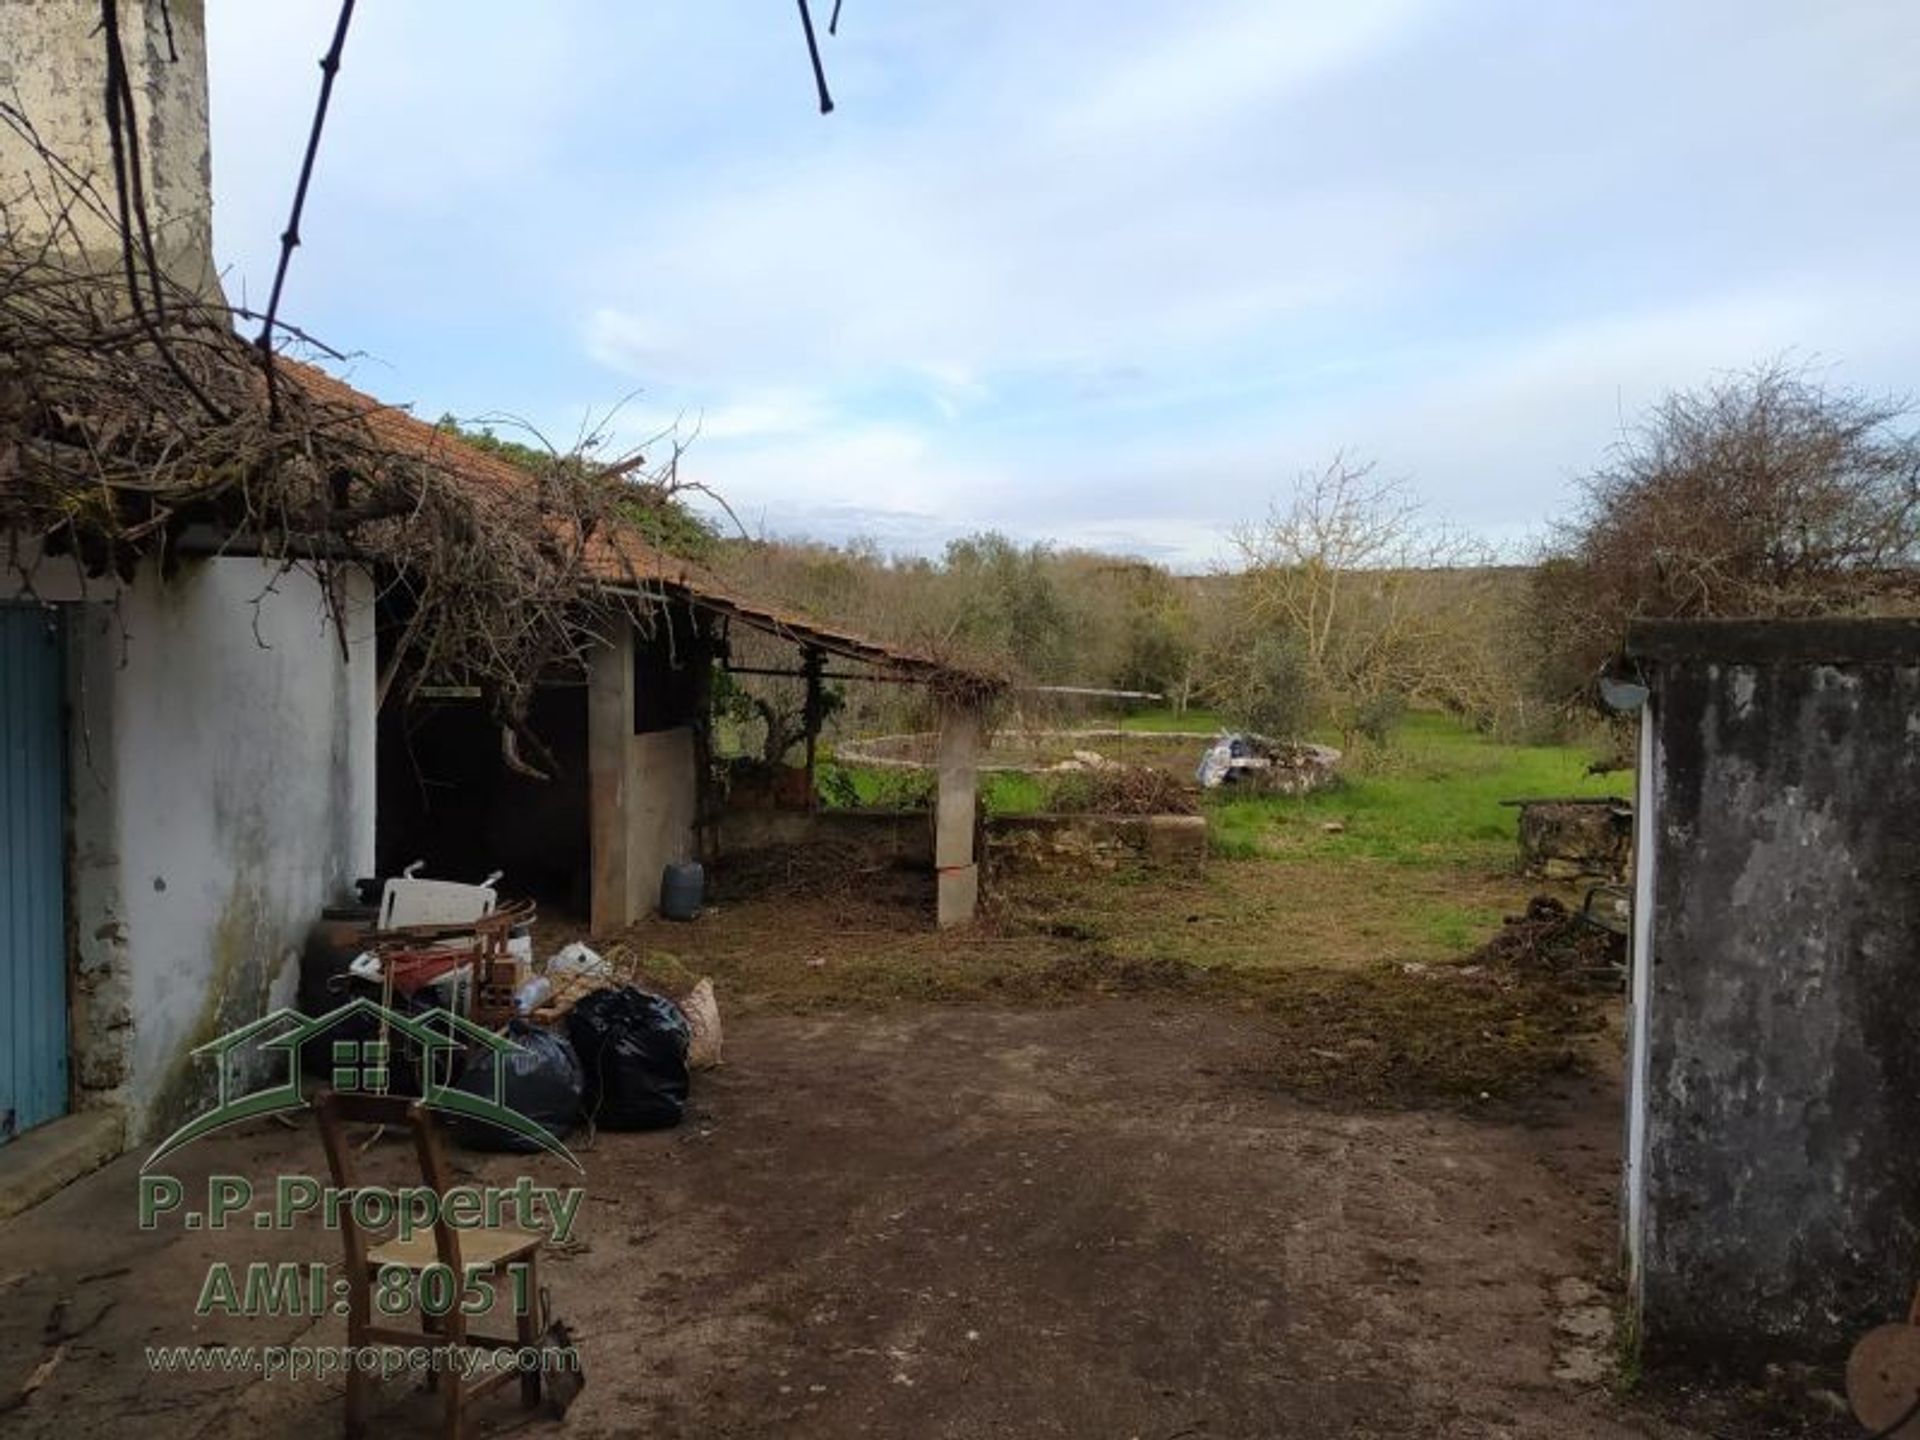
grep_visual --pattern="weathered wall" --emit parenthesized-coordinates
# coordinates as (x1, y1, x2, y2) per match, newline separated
(0, 0, 223, 300)
(715, 807, 933, 867)
(988, 813, 1208, 871)
(626, 727, 698, 914)
(0, 557, 377, 1143)
(587, 616, 701, 928)
(1626, 619, 1920, 1363)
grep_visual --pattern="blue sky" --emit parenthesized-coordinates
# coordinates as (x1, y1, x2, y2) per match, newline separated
(205, 1, 1920, 569)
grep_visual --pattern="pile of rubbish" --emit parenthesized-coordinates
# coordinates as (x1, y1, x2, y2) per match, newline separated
(1195, 734, 1342, 794)
(302, 867, 722, 1153)
(1045, 747, 1126, 773)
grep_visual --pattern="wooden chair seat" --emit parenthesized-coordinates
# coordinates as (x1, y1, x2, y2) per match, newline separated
(368, 1224, 541, 1272)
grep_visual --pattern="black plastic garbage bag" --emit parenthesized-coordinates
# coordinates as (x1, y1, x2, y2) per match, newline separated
(567, 987, 691, 1130)
(449, 1020, 584, 1152)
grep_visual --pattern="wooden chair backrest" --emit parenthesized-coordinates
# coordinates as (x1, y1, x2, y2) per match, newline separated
(314, 1089, 465, 1275)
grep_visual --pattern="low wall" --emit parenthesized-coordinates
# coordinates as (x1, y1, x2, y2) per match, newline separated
(1513, 798, 1631, 880)
(987, 814, 1208, 870)
(627, 727, 699, 913)
(714, 807, 933, 867)
(711, 808, 1210, 876)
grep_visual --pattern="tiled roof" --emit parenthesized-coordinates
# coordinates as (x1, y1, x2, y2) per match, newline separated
(283, 359, 994, 686)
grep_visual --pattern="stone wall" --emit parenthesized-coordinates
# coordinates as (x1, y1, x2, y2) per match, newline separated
(1624, 619, 1920, 1363)
(712, 808, 1209, 880)
(1514, 799, 1631, 881)
(988, 814, 1209, 871)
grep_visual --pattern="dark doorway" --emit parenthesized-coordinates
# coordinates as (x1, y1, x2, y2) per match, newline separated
(376, 683, 590, 914)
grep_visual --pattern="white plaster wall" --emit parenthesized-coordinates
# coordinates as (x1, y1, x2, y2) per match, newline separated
(70, 556, 375, 1141)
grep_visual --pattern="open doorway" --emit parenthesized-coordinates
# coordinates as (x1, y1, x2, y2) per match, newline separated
(375, 682, 591, 916)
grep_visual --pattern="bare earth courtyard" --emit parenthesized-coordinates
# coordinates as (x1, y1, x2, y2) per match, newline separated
(0, 713, 1856, 1438)
(6, 996, 1696, 1439)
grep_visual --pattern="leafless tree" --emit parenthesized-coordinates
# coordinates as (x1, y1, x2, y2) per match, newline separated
(1224, 455, 1507, 744)
(1530, 362, 1920, 705)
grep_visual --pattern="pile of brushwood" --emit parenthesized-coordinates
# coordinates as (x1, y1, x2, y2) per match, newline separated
(1049, 766, 1198, 816)
(0, 158, 685, 760)
(1475, 895, 1625, 979)
(1260, 896, 1619, 1109)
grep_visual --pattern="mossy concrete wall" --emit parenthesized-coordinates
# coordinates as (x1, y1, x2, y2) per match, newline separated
(1624, 619, 1920, 1363)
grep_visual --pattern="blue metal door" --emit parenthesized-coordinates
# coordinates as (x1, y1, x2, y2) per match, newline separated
(1, 604, 68, 1143)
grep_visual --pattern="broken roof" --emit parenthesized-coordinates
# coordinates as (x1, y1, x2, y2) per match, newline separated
(283, 359, 1000, 693)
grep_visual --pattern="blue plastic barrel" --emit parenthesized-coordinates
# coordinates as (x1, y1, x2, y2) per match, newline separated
(660, 861, 705, 921)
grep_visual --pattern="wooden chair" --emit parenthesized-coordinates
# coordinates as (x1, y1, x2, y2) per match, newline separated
(315, 1090, 544, 1439)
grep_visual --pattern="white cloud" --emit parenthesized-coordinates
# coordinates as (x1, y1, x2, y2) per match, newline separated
(1047, 0, 1431, 145)
(201, 0, 1920, 570)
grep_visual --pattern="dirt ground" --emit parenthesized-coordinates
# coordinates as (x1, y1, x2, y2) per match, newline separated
(0, 851, 1853, 1439)
(1, 996, 1740, 1440)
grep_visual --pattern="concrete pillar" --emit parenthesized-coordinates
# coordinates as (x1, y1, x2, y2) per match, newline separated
(934, 699, 982, 928)
(1623, 618, 1920, 1363)
(587, 617, 635, 932)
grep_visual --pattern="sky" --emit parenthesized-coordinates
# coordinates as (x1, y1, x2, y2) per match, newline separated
(204, 1, 1920, 570)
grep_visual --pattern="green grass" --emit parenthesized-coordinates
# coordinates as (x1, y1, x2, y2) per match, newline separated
(1418, 900, 1511, 953)
(1205, 710, 1622, 870)
(814, 758, 935, 809)
(981, 772, 1049, 815)
(823, 708, 1621, 879)
(815, 761, 1051, 816)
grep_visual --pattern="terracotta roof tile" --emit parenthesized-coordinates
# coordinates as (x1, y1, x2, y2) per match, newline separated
(282, 359, 995, 687)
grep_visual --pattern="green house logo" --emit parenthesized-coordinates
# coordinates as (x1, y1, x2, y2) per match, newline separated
(142, 999, 580, 1172)
(331, 1038, 389, 1093)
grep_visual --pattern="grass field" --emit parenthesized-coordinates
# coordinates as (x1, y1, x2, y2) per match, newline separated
(1202, 709, 1623, 867)
(814, 708, 1619, 965)
(824, 708, 1622, 864)
(610, 709, 1625, 1106)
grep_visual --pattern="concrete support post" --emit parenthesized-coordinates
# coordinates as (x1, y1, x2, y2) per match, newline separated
(587, 617, 635, 932)
(935, 699, 982, 928)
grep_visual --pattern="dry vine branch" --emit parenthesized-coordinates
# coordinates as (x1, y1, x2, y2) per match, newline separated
(0, 155, 691, 752)
(253, 0, 358, 422)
